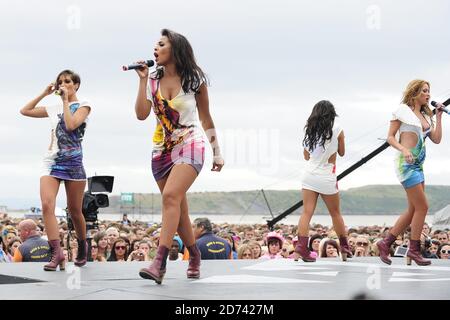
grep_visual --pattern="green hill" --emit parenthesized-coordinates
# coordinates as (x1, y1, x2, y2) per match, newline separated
(105, 185, 450, 216)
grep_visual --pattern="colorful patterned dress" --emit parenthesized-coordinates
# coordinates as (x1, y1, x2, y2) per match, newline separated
(147, 77, 205, 181)
(392, 104, 431, 189)
(42, 101, 90, 180)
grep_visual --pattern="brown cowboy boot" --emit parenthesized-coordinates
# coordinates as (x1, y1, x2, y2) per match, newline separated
(406, 240, 431, 266)
(339, 236, 353, 261)
(376, 233, 396, 265)
(139, 246, 169, 284)
(186, 244, 201, 279)
(44, 239, 65, 271)
(74, 239, 88, 267)
(294, 236, 316, 262)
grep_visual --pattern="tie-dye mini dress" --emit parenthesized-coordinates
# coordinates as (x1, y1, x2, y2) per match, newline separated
(391, 104, 431, 189)
(42, 101, 90, 181)
(147, 77, 205, 181)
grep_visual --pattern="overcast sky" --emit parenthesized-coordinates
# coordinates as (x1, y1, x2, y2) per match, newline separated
(1, 0, 450, 208)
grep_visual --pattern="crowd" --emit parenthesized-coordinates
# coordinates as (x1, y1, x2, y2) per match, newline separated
(1, 213, 449, 264)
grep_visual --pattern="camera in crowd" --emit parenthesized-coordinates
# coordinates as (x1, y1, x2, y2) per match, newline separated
(131, 250, 146, 261)
(67, 175, 114, 231)
(394, 245, 408, 257)
(423, 236, 434, 250)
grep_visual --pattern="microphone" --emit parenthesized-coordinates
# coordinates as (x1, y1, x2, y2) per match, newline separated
(431, 99, 450, 114)
(51, 84, 64, 96)
(122, 60, 154, 71)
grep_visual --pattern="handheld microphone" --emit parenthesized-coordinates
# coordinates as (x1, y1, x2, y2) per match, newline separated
(431, 99, 450, 114)
(122, 60, 154, 71)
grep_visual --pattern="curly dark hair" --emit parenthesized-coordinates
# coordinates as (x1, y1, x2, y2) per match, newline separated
(153, 29, 208, 94)
(302, 100, 337, 152)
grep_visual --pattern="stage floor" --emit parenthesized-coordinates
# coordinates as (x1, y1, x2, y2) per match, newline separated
(1, 257, 449, 300)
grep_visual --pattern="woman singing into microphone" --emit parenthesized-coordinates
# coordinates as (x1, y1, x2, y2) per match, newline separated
(20, 70, 91, 271)
(377, 80, 444, 266)
(133, 29, 224, 284)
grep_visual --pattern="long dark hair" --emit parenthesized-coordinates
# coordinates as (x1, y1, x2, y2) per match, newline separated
(107, 237, 129, 261)
(302, 100, 337, 151)
(154, 29, 208, 94)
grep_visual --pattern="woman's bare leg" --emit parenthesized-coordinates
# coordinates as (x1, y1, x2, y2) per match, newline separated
(177, 196, 196, 247)
(65, 180, 87, 240)
(298, 189, 319, 237)
(159, 164, 197, 248)
(320, 193, 346, 237)
(40, 176, 61, 241)
(156, 177, 195, 248)
(389, 183, 424, 236)
(405, 184, 428, 240)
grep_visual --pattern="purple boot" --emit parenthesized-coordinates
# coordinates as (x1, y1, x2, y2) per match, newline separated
(294, 236, 316, 262)
(139, 246, 169, 284)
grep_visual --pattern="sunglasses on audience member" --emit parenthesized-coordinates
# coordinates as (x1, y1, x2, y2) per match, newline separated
(441, 250, 450, 254)
(115, 246, 126, 250)
(356, 242, 369, 247)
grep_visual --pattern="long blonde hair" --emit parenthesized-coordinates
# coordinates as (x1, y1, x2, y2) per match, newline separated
(401, 79, 433, 124)
(237, 244, 254, 259)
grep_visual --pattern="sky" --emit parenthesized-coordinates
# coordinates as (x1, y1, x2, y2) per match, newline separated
(1, 0, 450, 209)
